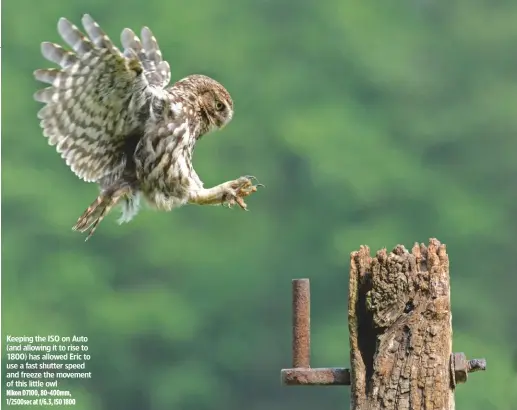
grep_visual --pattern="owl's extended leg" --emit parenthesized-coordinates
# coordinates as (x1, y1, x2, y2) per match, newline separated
(188, 176, 263, 210)
(73, 183, 133, 241)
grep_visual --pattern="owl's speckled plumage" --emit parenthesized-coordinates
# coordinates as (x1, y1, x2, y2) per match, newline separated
(34, 14, 261, 240)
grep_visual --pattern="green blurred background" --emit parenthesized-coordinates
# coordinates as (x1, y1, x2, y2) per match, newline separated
(3, 0, 517, 409)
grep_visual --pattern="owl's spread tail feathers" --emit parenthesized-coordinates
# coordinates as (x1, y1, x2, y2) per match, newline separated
(73, 183, 136, 240)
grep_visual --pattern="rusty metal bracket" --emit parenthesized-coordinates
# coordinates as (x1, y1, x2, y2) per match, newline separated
(280, 278, 486, 387)
(280, 279, 351, 386)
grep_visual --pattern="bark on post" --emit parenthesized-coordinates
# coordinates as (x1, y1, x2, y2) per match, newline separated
(349, 239, 453, 410)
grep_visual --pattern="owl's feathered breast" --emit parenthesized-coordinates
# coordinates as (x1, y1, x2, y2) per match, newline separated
(132, 89, 203, 206)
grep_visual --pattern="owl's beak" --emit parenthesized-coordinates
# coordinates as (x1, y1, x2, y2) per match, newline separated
(221, 112, 233, 129)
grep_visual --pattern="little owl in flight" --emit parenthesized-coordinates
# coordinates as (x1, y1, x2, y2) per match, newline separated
(34, 14, 262, 240)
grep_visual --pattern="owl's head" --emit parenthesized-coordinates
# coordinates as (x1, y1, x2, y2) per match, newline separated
(177, 74, 234, 136)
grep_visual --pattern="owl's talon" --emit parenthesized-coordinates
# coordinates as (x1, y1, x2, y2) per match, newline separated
(235, 197, 247, 210)
(244, 176, 265, 188)
(222, 175, 262, 210)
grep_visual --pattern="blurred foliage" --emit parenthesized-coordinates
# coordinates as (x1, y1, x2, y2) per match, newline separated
(3, 0, 517, 409)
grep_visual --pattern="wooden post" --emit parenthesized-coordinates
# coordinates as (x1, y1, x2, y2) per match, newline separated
(281, 238, 486, 410)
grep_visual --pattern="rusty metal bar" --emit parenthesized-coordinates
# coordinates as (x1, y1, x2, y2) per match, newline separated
(282, 279, 351, 386)
(292, 279, 310, 368)
(281, 367, 351, 386)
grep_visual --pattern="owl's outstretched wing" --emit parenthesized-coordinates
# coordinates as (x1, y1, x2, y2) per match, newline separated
(34, 14, 170, 183)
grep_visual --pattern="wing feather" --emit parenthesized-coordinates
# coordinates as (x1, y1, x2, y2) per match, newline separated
(121, 26, 171, 89)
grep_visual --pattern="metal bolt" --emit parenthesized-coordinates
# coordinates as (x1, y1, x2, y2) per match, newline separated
(451, 352, 487, 386)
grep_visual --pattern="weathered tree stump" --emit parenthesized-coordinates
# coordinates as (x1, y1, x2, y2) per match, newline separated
(349, 239, 453, 410)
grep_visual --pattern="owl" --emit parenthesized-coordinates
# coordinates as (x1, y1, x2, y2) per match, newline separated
(34, 14, 262, 240)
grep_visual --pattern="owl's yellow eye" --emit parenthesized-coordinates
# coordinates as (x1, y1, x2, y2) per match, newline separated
(215, 101, 225, 111)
